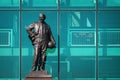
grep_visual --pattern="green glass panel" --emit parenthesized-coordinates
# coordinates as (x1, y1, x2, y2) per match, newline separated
(98, 0, 120, 10)
(98, 11, 120, 79)
(98, 11, 120, 29)
(60, 0, 96, 10)
(0, 11, 20, 80)
(60, 11, 96, 80)
(0, 0, 19, 10)
(22, 0, 57, 10)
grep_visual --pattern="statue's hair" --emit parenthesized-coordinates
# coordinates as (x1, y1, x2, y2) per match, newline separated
(39, 13, 46, 19)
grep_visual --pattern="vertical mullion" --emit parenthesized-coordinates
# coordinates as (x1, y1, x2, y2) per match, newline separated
(20, 0, 22, 80)
(96, 0, 99, 80)
(58, 0, 60, 80)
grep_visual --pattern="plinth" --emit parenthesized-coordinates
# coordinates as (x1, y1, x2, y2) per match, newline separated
(25, 71, 52, 80)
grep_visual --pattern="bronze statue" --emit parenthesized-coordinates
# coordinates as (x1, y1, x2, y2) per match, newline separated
(26, 13, 56, 71)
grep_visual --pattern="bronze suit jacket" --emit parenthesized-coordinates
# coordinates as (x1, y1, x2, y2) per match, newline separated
(26, 22, 56, 48)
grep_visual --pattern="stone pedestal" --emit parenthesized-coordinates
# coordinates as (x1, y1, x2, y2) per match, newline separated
(25, 71, 52, 80)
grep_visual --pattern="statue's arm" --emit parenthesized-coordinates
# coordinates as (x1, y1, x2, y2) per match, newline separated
(26, 23, 34, 37)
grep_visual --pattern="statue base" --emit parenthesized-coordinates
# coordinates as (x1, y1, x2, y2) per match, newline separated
(25, 71, 52, 80)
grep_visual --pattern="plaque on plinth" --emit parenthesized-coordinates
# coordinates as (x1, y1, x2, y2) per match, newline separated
(25, 71, 52, 80)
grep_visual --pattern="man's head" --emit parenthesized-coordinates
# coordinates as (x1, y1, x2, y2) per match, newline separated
(39, 13, 46, 23)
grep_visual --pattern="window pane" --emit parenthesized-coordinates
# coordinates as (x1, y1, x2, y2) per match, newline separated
(22, 11, 58, 80)
(0, 0, 19, 10)
(22, 0, 57, 10)
(60, 0, 96, 10)
(98, 11, 120, 79)
(98, 0, 120, 10)
(0, 11, 20, 80)
(60, 11, 96, 80)
(98, 11, 120, 29)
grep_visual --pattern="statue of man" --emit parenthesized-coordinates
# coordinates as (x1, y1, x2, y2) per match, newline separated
(26, 13, 56, 71)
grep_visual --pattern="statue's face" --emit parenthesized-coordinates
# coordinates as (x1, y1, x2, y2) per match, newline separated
(39, 14, 45, 23)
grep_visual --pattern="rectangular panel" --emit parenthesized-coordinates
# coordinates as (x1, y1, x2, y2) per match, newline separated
(69, 31, 95, 46)
(0, 29, 12, 46)
(99, 31, 120, 46)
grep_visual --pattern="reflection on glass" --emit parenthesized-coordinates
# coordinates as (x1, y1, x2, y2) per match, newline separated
(98, 11, 120, 80)
(0, 0, 19, 9)
(99, 0, 120, 9)
(60, 0, 96, 10)
(0, 11, 20, 80)
(60, 12, 96, 80)
(62, 12, 95, 29)
(22, 0, 57, 10)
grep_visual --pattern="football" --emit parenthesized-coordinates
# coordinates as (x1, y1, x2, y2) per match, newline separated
(48, 41, 55, 48)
